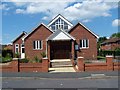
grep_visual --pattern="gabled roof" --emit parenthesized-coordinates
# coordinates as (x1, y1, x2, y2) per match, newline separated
(101, 38, 120, 45)
(48, 14, 73, 27)
(22, 23, 54, 41)
(12, 31, 27, 43)
(68, 22, 99, 38)
(47, 29, 75, 41)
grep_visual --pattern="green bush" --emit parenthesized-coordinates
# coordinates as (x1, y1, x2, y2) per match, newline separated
(28, 56, 42, 63)
(97, 56, 105, 60)
(2, 49, 13, 58)
(0, 56, 12, 63)
(41, 52, 46, 58)
(20, 58, 29, 63)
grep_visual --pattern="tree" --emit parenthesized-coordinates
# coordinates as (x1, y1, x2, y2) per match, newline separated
(97, 37, 107, 51)
(110, 32, 120, 38)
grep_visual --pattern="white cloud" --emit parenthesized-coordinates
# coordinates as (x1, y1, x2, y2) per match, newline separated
(2, 0, 119, 21)
(82, 19, 91, 23)
(42, 16, 48, 20)
(112, 19, 120, 26)
(16, 9, 24, 13)
(0, 4, 10, 10)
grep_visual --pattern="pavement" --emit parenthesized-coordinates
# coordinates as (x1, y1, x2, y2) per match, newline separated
(1, 71, 119, 79)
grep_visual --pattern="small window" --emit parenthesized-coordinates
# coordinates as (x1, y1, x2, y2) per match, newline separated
(15, 44, 19, 53)
(33, 40, 42, 50)
(80, 39, 89, 48)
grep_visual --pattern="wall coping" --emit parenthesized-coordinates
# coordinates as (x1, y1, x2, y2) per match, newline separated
(13, 58, 19, 61)
(42, 57, 48, 59)
(78, 57, 84, 59)
(106, 55, 113, 58)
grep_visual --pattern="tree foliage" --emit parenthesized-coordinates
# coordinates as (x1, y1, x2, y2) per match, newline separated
(110, 32, 120, 38)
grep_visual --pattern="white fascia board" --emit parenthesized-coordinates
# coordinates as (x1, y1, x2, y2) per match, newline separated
(48, 14, 73, 27)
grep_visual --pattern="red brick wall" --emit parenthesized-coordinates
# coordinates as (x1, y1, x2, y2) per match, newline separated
(13, 34, 25, 57)
(25, 25, 52, 60)
(69, 24, 97, 60)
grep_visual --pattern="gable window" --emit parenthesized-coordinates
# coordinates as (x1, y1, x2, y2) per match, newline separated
(33, 40, 42, 50)
(50, 18, 69, 31)
(15, 44, 19, 53)
(80, 39, 89, 48)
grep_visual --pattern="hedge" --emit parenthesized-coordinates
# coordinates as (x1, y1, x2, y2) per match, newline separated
(98, 50, 120, 57)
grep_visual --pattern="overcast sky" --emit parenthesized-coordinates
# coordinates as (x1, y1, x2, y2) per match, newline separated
(1, 0, 120, 44)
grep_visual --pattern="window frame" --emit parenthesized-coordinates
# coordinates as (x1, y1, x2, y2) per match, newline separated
(79, 39, 89, 49)
(15, 44, 19, 53)
(33, 40, 43, 50)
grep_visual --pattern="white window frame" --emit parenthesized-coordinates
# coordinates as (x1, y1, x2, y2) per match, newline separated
(33, 40, 43, 50)
(15, 44, 19, 53)
(80, 39, 89, 49)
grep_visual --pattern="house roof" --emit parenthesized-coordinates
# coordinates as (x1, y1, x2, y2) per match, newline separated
(68, 22, 99, 38)
(47, 14, 73, 27)
(12, 31, 27, 43)
(22, 23, 54, 41)
(47, 29, 76, 41)
(101, 38, 120, 45)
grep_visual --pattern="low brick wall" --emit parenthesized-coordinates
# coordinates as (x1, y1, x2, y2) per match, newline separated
(77, 56, 120, 72)
(85, 63, 107, 71)
(1, 58, 49, 72)
(113, 62, 120, 70)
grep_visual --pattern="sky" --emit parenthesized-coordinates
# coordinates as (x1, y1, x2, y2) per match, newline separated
(1, 0, 120, 44)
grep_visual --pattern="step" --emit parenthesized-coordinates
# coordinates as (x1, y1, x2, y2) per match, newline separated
(50, 59, 71, 62)
(52, 64, 73, 68)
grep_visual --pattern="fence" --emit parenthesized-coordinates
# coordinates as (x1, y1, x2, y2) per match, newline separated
(77, 56, 120, 72)
(1, 58, 49, 72)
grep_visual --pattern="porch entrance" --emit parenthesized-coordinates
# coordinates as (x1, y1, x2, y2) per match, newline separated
(50, 41, 71, 59)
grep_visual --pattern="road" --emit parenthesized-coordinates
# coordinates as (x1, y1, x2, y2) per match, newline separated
(1, 71, 120, 89)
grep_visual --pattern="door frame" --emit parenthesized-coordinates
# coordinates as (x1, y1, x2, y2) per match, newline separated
(21, 44, 25, 59)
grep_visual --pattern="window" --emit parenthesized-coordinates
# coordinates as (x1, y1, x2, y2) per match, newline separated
(15, 44, 19, 53)
(50, 18, 69, 31)
(80, 39, 89, 48)
(33, 40, 42, 50)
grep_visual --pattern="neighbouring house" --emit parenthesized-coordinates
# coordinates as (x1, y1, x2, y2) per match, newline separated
(101, 38, 120, 51)
(3, 44, 13, 50)
(12, 14, 99, 60)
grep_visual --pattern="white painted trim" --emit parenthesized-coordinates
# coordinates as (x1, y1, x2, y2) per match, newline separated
(48, 14, 73, 27)
(15, 44, 19, 53)
(80, 39, 89, 49)
(22, 23, 54, 41)
(68, 22, 99, 39)
(12, 32, 27, 43)
(33, 40, 43, 50)
(21, 44, 25, 59)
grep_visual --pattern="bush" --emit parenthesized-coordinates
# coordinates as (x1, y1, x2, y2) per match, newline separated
(2, 49, 13, 58)
(0, 56, 12, 63)
(20, 58, 29, 63)
(98, 50, 120, 57)
(41, 52, 46, 58)
(97, 56, 105, 60)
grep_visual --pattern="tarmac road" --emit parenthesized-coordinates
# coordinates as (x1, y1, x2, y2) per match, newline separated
(1, 71, 120, 89)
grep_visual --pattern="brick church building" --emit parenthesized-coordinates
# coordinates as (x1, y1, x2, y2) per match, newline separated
(12, 14, 99, 61)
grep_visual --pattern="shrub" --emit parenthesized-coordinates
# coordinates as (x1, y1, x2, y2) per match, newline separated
(97, 56, 105, 60)
(2, 49, 13, 58)
(0, 56, 12, 63)
(20, 58, 29, 63)
(41, 52, 46, 58)
(15, 52, 20, 58)
(28, 56, 42, 63)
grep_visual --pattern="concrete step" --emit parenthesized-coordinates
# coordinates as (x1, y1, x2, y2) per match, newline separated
(51, 59, 73, 68)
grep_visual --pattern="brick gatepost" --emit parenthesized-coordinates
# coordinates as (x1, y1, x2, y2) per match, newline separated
(106, 55, 113, 71)
(77, 57, 85, 71)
